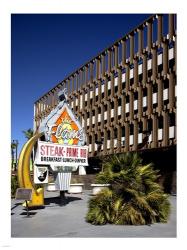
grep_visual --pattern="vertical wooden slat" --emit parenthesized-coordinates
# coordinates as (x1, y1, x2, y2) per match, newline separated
(133, 58, 138, 88)
(108, 49, 111, 74)
(157, 78, 163, 113)
(122, 39, 126, 66)
(162, 111, 169, 147)
(114, 44, 118, 69)
(125, 64, 130, 92)
(169, 72, 175, 110)
(138, 86, 143, 119)
(101, 53, 105, 77)
(117, 125, 122, 152)
(143, 53, 147, 84)
(130, 33, 134, 64)
(157, 14, 163, 45)
(152, 114, 158, 148)
(138, 27, 143, 56)
(117, 68, 122, 95)
(147, 83, 152, 115)
(147, 20, 153, 51)
(90, 61, 94, 82)
(151, 47, 157, 81)
(163, 41, 168, 76)
(133, 119, 138, 150)
(125, 122, 129, 152)
(169, 14, 175, 39)
(129, 91, 134, 121)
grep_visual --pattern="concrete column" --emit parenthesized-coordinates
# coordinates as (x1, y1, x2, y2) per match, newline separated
(107, 101, 111, 127)
(117, 68, 122, 95)
(90, 62, 94, 82)
(91, 133, 95, 157)
(110, 128, 114, 154)
(163, 111, 169, 147)
(95, 106, 98, 131)
(125, 64, 130, 92)
(157, 14, 163, 45)
(85, 65, 89, 84)
(122, 39, 126, 66)
(142, 117, 147, 136)
(114, 98, 118, 125)
(143, 53, 148, 84)
(84, 111, 87, 129)
(147, 83, 152, 115)
(138, 86, 143, 119)
(129, 91, 134, 120)
(76, 73, 79, 91)
(92, 83, 96, 107)
(111, 73, 115, 98)
(96, 58, 100, 80)
(151, 47, 157, 81)
(103, 129, 107, 154)
(138, 27, 143, 56)
(133, 119, 138, 151)
(130, 34, 134, 64)
(174, 36, 177, 72)
(117, 125, 122, 152)
(169, 14, 175, 40)
(101, 104, 104, 130)
(98, 80, 101, 103)
(114, 44, 118, 69)
(67, 79, 71, 95)
(101, 53, 105, 77)
(133, 58, 138, 88)
(121, 94, 126, 122)
(147, 21, 153, 52)
(152, 114, 158, 148)
(169, 72, 175, 110)
(108, 49, 112, 74)
(163, 41, 168, 76)
(104, 77, 108, 100)
(157, 78, 163, 113)
(125, 122, 129, 152)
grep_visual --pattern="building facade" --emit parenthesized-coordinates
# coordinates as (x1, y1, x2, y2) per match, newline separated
(34, 14, 177, 165)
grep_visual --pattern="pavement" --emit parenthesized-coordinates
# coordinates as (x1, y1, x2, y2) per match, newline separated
(11, 190, 176, 238)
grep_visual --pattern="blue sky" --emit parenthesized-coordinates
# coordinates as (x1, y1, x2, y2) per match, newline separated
(11, 14, 152, 154)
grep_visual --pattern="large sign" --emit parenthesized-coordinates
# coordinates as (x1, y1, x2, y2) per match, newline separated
(40, 102, 86, 146)
(35, 141, 88, 168)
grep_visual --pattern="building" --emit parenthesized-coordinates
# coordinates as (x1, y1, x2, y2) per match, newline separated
(33, 14, 177, 192)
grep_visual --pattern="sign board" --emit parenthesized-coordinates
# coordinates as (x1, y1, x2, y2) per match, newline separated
(34, 165, 48, 184)
(15, 188, 32, 201)
(40, 102, 86, 146)
(35, 141, 88, 167)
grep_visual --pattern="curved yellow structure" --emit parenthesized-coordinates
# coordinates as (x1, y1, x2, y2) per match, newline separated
(18, 133, 44, 207)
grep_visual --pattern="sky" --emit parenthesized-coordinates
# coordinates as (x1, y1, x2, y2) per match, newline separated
(11, 13, 154, 154)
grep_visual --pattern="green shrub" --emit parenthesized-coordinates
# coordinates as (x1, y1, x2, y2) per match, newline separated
(11, 175, 19, 197)
(86, 153, 170, 225)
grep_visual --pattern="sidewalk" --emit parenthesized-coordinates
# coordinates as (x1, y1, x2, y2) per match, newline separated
(11, 190, 176, 238)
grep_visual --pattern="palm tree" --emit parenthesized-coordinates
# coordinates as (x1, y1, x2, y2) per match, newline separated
(22, 128, 33, 140)
(11, 142, 16, 171)
(86, 153, 170, 225)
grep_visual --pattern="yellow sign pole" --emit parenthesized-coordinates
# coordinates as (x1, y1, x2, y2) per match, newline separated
(17, 132, 44, 207)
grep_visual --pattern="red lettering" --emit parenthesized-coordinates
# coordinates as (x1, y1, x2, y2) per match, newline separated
(66, 147, 78, 157)
(80, 149, 87, 158)
(40, 145, 45, 156)
(50, 146, 55, 156)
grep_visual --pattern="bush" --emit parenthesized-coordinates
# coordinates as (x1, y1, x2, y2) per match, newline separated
(11, 175, 19, 197)
(86, 153, 170, 225)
